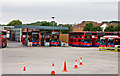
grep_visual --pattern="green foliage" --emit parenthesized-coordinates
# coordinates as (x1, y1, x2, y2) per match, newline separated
(7, 20, 22, 26)
(83, 22, 94, 31)
(60, 24, 72, 34)
(114, 25, 120, 32)
(109, 21, 120, 23)
(102, 21, 120, 23)
(102, 21, 109, 23)
(91, 26, 102, 31)
(28, 21, 57, 26)
(82, 21, 93, 23)
(58, 24, 63, 27)
(104, 25, 115, 32)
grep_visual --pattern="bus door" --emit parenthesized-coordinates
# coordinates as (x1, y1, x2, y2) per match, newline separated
(91, 32, 97, 46)
(41, 33, 44, 46)
(44, 33, 50, 46)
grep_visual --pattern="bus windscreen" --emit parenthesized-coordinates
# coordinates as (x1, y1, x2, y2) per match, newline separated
(100, 38, 105, 45)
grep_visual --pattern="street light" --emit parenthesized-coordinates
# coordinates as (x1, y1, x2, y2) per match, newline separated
(51, 16, 55, 31)
(51, 16, 55, 26)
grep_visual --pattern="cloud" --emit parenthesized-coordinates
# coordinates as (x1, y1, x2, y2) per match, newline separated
(1, 2, 118, 24)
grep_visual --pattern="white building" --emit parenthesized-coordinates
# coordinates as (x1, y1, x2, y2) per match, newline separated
(100, 23, 108, 31)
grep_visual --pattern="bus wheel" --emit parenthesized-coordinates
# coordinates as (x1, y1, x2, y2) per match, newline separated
(4, 44, 7, 47)
(2, 44, 6, 48)
(118, 49, 120, 52)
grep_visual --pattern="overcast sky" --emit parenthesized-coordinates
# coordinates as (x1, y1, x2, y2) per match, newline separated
(0, 0, 119, 25)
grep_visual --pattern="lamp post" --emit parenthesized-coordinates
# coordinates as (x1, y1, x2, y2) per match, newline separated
(51, 16, 55, 31)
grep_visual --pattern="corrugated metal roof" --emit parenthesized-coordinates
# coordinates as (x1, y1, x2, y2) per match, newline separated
(14, 25, 68, 30)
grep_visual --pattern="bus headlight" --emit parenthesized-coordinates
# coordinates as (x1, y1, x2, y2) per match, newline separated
(99, 47, 102, 49)
(105, 47, 109, 49)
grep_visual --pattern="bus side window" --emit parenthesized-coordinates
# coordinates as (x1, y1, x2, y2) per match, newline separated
(74, 39, 76, 42)
(46, 39, 49, 42)
(70, 39, 73, 42)
(78, 39, 81, 42)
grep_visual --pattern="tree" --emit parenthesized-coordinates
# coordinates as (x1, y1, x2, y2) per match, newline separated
(104, 25, 115, 32)
(91, 26, 102, 31)
(109, 21, 120, 23)
(58, 24, 63, 27)
(114, 25, 120, 32)
(102, 21, 109, 23)
(60, 24, 72, 34)
(7, 20, 22, 26)
(83, 22, 94, 31)
(28, 21, 57, 26)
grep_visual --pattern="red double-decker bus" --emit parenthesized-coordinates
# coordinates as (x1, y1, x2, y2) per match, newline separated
(69, 32, 83, 46)
(22, 31, 40, 46)
(91, 32, 104, 46)
(105, 32, 120, 37)
(0, 30, 7, 48)
(99, 35, 120, 52)
(41, 31, 60, 46)
(22, 32, 31, 46)
(69, 31, 92, 46)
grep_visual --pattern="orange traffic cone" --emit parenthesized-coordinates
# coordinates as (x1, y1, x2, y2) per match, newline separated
(30, 43, 31, 46)
(51, 63, 55, 75)
(74, 60, 78, 69)
(79, 57, 83, 65)
(62, 61, 68, 72)
(23, 66, 26, 72)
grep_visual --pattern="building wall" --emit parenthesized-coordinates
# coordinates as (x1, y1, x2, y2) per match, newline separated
(60, 33, 69, 43)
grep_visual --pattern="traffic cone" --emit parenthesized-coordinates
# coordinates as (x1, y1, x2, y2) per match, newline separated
(62, 61, 68, 72)
(30, 43, 31, 46)
(23, 66, 26, 72)
(79, 57, 83, 65)
(74, 60, 78, 69)
(51, 63, 55, 75)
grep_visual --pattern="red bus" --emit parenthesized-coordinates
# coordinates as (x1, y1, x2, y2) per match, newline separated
(105, 32, 120, 37)
(40, 31, 60, 46)
(99, 36, 120, 52)
(0, 30, 7, 48)
(69, 32, 83, 46)
(69, 31, 92, 46)
(91, 32, 104, 46)
(22, 31, 40, 46)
